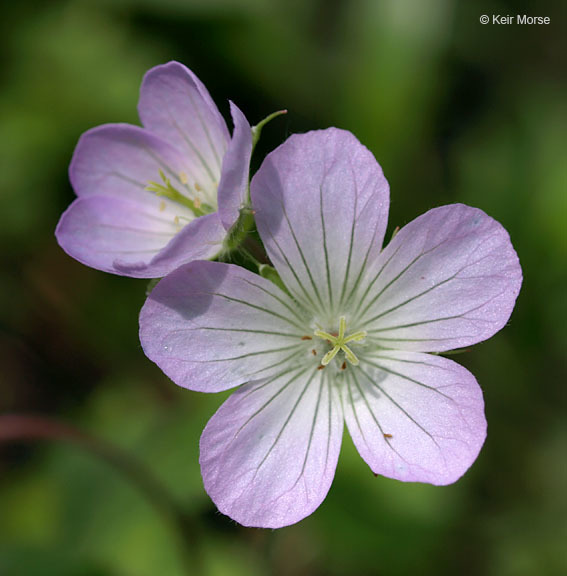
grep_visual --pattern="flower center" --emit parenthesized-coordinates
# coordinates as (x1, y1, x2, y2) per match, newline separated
(314, 316, 367, 367)
(145, 169, 215, 219)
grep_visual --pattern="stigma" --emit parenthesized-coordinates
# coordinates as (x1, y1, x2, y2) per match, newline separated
(313, 316, 367, 367)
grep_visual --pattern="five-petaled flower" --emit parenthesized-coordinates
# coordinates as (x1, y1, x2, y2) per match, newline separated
(140, 128, 522, 528)
(56, 61, 252, 277)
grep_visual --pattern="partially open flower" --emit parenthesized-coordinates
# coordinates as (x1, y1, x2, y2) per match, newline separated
(56, 61, 252, 277)
(140, 128, 522, 528)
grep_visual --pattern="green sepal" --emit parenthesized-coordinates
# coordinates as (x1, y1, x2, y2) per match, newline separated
(145, 278, 160, 296)
(222, 207, 255, 254)
(251, 109, 287, 154)
(389, 225, 400, 243)
(432, 347, 471, 356)
(259, 264, 290, 295)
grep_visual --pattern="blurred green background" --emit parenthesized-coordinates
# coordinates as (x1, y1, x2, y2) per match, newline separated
(1, 0, 565, 574)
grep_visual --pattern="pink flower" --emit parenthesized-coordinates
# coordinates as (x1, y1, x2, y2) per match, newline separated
(139, 128, 522, 528)
(56, 61, 252, 277)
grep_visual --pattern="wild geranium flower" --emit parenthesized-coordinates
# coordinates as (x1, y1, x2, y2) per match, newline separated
(56, 61, 252, 277)
(139, 128, 522, 528)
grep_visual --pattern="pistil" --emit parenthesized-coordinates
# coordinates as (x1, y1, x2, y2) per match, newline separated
(314, 316, 367, 366)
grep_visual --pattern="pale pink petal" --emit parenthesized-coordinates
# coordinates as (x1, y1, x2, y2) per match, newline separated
(343, 351, 486, 485)
(115, 212, 226, 277)
(200, 367, 343, 528)
(69, 123, 189, 203)
(139, 261, 311, 391)
(56, 195, 180, 273)
(251, 128, 389, 320)
(56, 197, 224, 277)
(217, 102, 253, 231)
(138, 61, 229, 202)
(354, 204, 522, 351)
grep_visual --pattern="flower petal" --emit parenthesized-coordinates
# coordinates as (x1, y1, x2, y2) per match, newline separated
(55, 195, 179, 273)
(251, 128, 389, 322)
(343, 351, 486, 485)
(200, 367, 343, 528)
(115, 212, 226, 277)
(139, 261, 311, 391)
(217, 102, 253, 231)
(56, 197, 224, 277)
(354, 204, 522, 351)
(69, 123, 189, 202)
(138, 61, 230, 201)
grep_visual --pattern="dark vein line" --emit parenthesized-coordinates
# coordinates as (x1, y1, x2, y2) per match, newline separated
(341, 217, 382, 311)
(356, 365, 441, 450)
(211, 292, 306, 330)
(96, 225, 174, 237)
(350, 370, 426, 473)
(239, 365, 303, 401)
(161, 342, 302, 364)
(366, 335, 473, 343)
(355, 228, 507, 323)
(255, 369, 319, 474)
(350, 370, 411, 461)
(320, 184, 333, 312)
(171, 117, 217, 183)
(350, 244, 402, 322)
(246, 349, 306, 379)
(233, 366, 311, 441)
(362, 272, 459, 327)
(338, 172, 357, 310)
(142, 146, 196, 195)
(192, 326, 300, 338)
(281, 202, 326, 312)
(96, 248, 161, 255)
(356, 250, 427, 323)
(266, 228, 321, 314)
(240, 277, 306, 326)
(184, 85, 223, 171)
(346, 372, 370, 450)
(362, 250, 511, 328)
(110, 172, 146, 188)
(324, 372, 333, 475)
(368, 355, 453, 370)
(366, 294, 504, 334)
(362, 358, 453, 401)
(297, 374, 325, 480)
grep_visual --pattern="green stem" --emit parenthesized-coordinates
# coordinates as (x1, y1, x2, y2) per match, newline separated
(0, 414, 201, 575)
